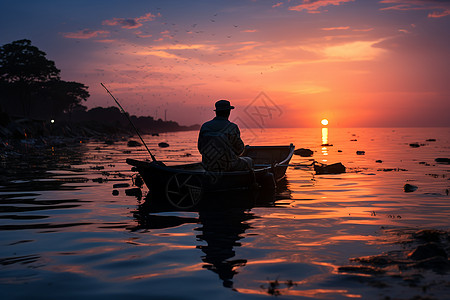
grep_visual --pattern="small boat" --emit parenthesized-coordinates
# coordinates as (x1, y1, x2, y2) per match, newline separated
(126, 144, 294, 210)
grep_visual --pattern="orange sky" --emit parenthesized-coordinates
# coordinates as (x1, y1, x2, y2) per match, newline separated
(1, 0, 449, 127)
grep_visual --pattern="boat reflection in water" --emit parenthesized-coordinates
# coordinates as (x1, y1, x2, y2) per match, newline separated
(197, 207, 253, 288)
(131, 179, 291, 288)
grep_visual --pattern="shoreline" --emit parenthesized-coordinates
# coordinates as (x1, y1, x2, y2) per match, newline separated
(0, 116, 198, 143)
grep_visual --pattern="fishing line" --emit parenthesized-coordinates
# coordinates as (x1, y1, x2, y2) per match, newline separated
(101, 83, 157, 162)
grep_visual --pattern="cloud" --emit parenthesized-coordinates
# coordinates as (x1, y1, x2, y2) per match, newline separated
(289, 0, 355, 13)
(133, 43, 218, 60)
(242, 29, 259, 33)
(321, 26, 350, 30)
(272, 2, 284, 8)
(103, 12, 159, 29)
(428, 9, 450, 18)
(379, 0, 450, 18)
(62, 29, 109, 39)
(151, 44, 217, 51)
(322, 40, 386, 61)
(352, 28, 374, 32)
(135, 31, 153, 38)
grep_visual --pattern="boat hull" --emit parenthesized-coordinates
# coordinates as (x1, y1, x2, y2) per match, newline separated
(127, 144, 294, 210)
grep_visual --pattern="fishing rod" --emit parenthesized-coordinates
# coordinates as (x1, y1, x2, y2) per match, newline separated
(101, 83, 157, 162)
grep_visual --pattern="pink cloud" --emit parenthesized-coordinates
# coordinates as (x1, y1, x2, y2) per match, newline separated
(321, 26, 350, 30)
(242, 29, 258, 33)
(62, 29, 109, 39)
(428, 9, 450, 18)
(272, 2, 284, 8)
(352, 28, 374, 32)
(135, 30, 153, 38)
(103, 12, 159, 29)
(289, 0, 355, 13)
(379, 0, 450, 18)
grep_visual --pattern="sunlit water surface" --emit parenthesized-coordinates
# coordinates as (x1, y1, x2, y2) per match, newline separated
(1, 128, 449, 299)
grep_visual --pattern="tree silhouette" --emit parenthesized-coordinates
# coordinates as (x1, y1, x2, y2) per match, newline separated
(0, 39, 60, 84)
(0, 39, 89, 118)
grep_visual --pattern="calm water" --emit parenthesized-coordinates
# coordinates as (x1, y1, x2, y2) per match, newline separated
(1, 127, 449, 299)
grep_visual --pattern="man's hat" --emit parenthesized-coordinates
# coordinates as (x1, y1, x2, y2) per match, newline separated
(214, 99, 235, 111)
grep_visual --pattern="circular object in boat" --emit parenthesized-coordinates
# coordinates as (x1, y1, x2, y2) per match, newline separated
(166, 173, 202, 209)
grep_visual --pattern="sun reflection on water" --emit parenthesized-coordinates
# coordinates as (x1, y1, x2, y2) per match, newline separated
(321, 127, 328, 160)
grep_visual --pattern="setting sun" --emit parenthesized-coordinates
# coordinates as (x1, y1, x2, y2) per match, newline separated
(321, 119, 329, 126)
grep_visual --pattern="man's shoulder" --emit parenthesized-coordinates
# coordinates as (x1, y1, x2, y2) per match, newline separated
(200, 117, 239, 134)
(200, 119, 216, 129)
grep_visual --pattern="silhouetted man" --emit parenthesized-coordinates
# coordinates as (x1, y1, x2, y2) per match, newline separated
(198, 100, 252, 172)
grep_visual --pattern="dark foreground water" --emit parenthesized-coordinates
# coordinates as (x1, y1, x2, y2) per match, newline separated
(1, 128, 449, 299)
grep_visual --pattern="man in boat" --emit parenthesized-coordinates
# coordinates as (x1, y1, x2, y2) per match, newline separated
(198, 100, 252, 172)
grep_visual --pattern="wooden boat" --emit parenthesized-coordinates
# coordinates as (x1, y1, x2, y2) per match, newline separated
(126, 144, 294, 210)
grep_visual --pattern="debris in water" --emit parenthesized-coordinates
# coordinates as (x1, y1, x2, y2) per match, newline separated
(378, 168, 407, 172)
(293, 148, 313, 157)
(112, 190, 119, 196)
(90, 165, 105, 170)
(340, 228, 450, 283)
(409, 143, 420, 148)
(158, 142, 169, 148)
(408, 242, 447, 260)
(356, 151, 365, 155)
(314, 162, 346, 174)
(127, 140, 141, 147)
(435, 158, 450, 164)
(113, 183, 130, 188)
(338, 266, 386, 275)
(404, 183, 418, 192)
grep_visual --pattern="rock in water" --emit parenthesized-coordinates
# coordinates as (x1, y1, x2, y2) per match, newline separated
(113, 183, 130, 188)
(404, 183, 418, 192)
(435, 158, 450, 164)
(127, 140, 141, 147)
(408, 243, 447, 260)
(314, 162, 346, 174)
(293, 148, 313, 157)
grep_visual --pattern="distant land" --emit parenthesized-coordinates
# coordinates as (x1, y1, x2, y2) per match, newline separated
(0, 106, 200, 140)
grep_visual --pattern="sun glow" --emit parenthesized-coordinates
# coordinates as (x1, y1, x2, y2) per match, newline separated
(321, 119, 329, 126)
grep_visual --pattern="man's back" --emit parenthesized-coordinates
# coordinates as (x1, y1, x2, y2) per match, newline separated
(198, 116, 244, 171)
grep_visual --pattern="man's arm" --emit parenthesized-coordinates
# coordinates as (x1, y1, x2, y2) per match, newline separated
(197, 125, 205, 153)
(230, 124, 244, 155)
